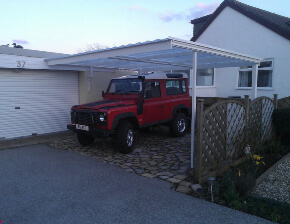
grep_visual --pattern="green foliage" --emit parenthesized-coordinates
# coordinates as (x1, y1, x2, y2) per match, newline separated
(204, 153, 289, 223)
(247, 196, 290, 224)
(197, 138, 289, 223)
(263, 141, 287, 154)
(272, 109, 290, 145)
(235, 172, 256, 197)
(208, 169, 289, 223)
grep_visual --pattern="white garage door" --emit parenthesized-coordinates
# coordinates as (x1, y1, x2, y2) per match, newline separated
(0, 70, 79, 139)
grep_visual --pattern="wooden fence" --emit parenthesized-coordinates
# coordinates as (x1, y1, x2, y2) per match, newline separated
(277, 96, 290, 109)
(194, 95, 278, 184)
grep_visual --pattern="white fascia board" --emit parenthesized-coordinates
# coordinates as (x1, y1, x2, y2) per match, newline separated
(197, 61, 256, 69)
(46, 40, 172, 66)
(170, 37, 262, 64)
(49, 65, 116, 72)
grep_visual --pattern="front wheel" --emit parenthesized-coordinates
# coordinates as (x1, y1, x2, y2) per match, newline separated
(117, 122, 134, 154)
(77, 133, 95, 146)
(170, 113, 188, 137)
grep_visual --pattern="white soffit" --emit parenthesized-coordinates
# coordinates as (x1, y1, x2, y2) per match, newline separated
(46, 37, 261, 72)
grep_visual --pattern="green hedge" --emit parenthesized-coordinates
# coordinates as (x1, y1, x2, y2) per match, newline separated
(248, 194, 290, 224)
(272, 109, 290, 145)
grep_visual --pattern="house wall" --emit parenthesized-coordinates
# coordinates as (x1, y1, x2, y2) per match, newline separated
(195, 7, 290, 99)
(79, 70, 136, 104)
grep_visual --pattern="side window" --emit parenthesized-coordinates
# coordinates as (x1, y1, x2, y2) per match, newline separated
(238, 60, 273, 87)
(197, 68, 214, 86)
(166, 80, 186, 95)
(145, 81, 161, 98)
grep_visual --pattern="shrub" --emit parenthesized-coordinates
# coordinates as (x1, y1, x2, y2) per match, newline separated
(272, 109, 290, 145)
(263, 141, 286, 154)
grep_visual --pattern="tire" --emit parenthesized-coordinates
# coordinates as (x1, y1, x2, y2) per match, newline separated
(117, 122, 134, 154)
(170, 113, 187, 137)
(77, 132, 95, 146)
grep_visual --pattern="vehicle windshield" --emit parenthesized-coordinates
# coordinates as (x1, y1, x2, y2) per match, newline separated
(107, 78, 142, 94)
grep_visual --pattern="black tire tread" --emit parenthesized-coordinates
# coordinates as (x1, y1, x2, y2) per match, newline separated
(170, 113, 187, 137)
(116, 122, 134, 154)
(77, 133, 95, 145)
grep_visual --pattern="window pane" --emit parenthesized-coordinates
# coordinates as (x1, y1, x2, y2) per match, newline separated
(259, 61, 272, 68)
(258, 70, 272, 87)
(166, 80, 186, 95)
(108, 79, 142, 93)
(197, 68, 214, 86)
(145, 81, 160, 98)
(238, 71, 252, 87)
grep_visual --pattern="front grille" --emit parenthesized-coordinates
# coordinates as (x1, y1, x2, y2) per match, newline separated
(76, 111, 105, 126)
(76, 112, 95, 125)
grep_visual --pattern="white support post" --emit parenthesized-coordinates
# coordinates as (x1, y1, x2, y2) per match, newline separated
(88, 65, 93, 92)
(137, 68, 142, 74)
(251, 63, 258, 99)
(190, 51, 197, 169)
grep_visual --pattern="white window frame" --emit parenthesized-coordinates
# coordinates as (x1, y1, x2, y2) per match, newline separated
(237, 59, 274, 90)
(196, 68, 215, 88)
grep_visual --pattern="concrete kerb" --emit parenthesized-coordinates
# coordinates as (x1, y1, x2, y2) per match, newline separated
(0, 131, 75, 150)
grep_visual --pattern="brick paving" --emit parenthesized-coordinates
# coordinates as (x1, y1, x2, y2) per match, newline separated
(49, 126, 193, 194)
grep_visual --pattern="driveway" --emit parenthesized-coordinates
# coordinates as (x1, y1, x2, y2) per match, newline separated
(50, 127, 193, 193)
(0, 145, 272, 223)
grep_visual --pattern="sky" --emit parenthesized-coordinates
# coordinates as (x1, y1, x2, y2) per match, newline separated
(0, 0, 289, 54)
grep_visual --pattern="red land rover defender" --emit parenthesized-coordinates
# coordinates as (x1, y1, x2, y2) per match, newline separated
(67, 73, 191, 153)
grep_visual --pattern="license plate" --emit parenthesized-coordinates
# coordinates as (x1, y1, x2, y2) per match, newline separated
(76, 124, 89, 131)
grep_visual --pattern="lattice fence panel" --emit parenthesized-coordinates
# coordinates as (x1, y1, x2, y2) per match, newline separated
(201, 101, 245, 176)
(226, 103, 246, 158)
(195, 96, 277, 184)
(261, 98, 274, 142)
(249, 97, 274, 144)
(278, 96, 290, 109)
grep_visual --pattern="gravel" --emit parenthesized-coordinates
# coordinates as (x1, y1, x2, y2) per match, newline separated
(254, 157, 290, 204)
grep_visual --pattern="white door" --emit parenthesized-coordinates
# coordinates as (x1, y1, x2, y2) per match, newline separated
(0, 70, 79, 139)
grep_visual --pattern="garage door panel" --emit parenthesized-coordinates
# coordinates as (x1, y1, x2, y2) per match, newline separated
(0, 70, 79, 139)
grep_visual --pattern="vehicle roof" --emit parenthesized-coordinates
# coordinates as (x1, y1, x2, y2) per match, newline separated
(113, 72, 188, 80)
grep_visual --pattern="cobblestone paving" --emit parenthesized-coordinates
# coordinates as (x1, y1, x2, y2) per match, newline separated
(49, 127, 193, 194)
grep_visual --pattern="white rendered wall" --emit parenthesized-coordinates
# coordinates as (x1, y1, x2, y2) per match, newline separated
(195, 7, 290, 99)
(79, 70, 136, 104)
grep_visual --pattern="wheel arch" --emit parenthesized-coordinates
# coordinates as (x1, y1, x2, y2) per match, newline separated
(171, 104, 190, 119)
(111, 112, 139, 130)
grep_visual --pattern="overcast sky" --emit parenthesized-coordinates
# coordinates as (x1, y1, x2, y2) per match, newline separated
(1, 0, 289, 54)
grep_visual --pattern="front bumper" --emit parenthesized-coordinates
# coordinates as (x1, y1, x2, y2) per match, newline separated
(67, 124, 110, 137)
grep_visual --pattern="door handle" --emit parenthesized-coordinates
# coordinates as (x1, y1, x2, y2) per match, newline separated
(158, 106, 164, 108)
(15, 107, 21, 109)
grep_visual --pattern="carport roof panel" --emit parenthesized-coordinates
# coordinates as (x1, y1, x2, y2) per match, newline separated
(46, 37, 262, 71)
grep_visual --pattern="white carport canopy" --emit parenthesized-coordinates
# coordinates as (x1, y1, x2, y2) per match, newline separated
(46, 37, 262, 169)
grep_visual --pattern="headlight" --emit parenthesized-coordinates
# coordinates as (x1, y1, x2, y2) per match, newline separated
(99, 113, 106, 122)
(99, 114, 105, 122)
